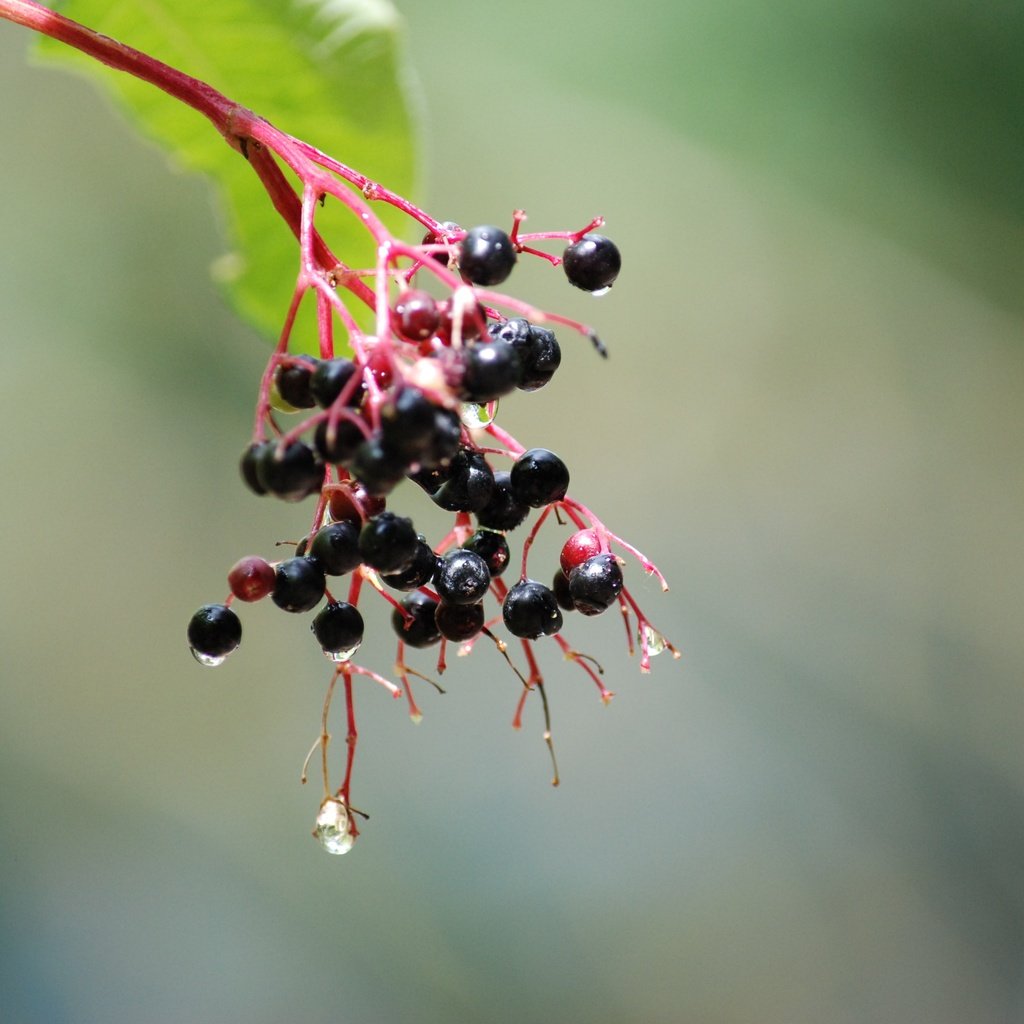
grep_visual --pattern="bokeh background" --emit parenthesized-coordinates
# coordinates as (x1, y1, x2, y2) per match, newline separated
(2, 2, 1023, 1022)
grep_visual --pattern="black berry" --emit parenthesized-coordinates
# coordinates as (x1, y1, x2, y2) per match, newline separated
(240, 441, 272, 496)
(458, 225, 517, 287)
(449, 341, 521, 403)
(379, 387, 441, 461)
(380, 537, 438, 590)
(434, 549, 491, 605)
(391, 591, 442, 648)
(313, 416, 365, 465)
(274, 356, 319, 409)
(256, 440, 324, 502)
(311, 601, 365, 657)
(568, 553, 624, 616)
(509, 448, 570, 508)
(552, 569, 575, 612)
(310, 357, 364, 409)
(187, 603, 242, 663)
(309, 521, 362, 576)
(351, 436, 409, 496)
(272, 557, 326, 613)
(502, 579, 563, 639)
(475, 471, 530, 531)
(435, 601, 485, 642)
(562, 233, 621, 292)
(489, 318, 561, 392)
(432, 448, 495, 512)
(358, 511, 419, 573)
(462, 530, 511, 578)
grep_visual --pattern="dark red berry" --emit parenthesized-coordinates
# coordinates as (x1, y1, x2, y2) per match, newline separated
(272, 557, 326, 613)
(559, 528, 602, 576)
(393, 290, 440, 341)
(187, 603, 242, 663)
(391, 591, 441, 648)
(568, 553, 624, 616)
(502, 579, 563, 639)
(562, 233, 621, 292)
(228, 556, 275, 602)
(458, 225, 517, 287)
(509, 448, 570, 508)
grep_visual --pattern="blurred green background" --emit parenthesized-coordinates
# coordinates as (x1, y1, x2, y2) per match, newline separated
(2, 2, 1023, 1022)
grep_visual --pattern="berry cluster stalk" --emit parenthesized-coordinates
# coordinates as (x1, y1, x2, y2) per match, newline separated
(2, 0, 679, 856)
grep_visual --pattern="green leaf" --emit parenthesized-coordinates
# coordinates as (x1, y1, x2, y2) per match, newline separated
(37, 0, 418, 344)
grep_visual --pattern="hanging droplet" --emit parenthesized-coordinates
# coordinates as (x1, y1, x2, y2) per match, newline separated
(190, 648, 227, 667)
(325, 643, 360, 664)
(589, 286, 611, 298)
(313, 798, 355, 855)
(639, 624, 667, 657)
(460, 401, 498, 429)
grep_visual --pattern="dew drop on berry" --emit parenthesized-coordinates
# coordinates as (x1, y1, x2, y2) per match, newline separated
(190, 649, 228, 668)
(589, 286, 611, 298)
(459, 401, 498, 429)
(325, 644, 360, 664)
(313, 798, 355, 855)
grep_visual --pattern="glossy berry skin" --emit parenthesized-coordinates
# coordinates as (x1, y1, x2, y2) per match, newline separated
(272, 557, 327, 613)
(559, 528, 602, 576)
(240, 441, 272, 496)
(310, 357, 364, 409)
(434, 549, 491, 605)
(552, 569, 575, 612)
(475, 471, 530, 531)
(358, 511, 419, 573)
(488, 318, 561, 392)
(562, 233, 621, 292)
(435, 601, 485, 642)
(228, 556, 276, 602)
(449, 341, 522, 403)
(431, 449, 495, 513)
(392, 290, 440, 341)
(312, 601, 365, 655)
(509, 448, 570, 508)
(458, 225, 517, 286)
(502, 579, 563, 639)
(309, 521, 362, 576)
(380, 537, 438, 591)
(568, 553, 624, 616)
(391, 591, 442, 648)
(187, 603, 242, 660)
(274, 357, 319, 409)
(462, 530, 511, 578)
(256, 441, 324, 502)
(328, 485, 384, 525)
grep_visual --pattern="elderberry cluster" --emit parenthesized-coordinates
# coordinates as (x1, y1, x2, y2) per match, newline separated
(187, 214, 674, 853)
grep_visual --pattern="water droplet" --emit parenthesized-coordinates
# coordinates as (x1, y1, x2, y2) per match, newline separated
(325, 643, 360, 664)
(190, 647, 227, 667)
(460, 401, 498, 429)
(313, 798, 355, 855)
(590, 286, 611, 298)
(639, 624, 667, 657)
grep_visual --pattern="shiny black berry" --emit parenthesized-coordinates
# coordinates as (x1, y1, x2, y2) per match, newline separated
(562, 233, 621, 292)
(311, 601, 365, 657)
(187, 603, 242, 663)
(475, 471, 530, 531)
(256, 440, 324, 502)
(274, 356, 319, 409)
(432, 448, 495, 512)
(434, 549, 491, 605)
(458, 225, 517, 286)
(568, 553, 624, 615)
(552, 569, 575, 612)
(379, 387, 440, 461)
(488, 318, 561, 392)
(449, 341, 522, 403)
(391, 591, 442, 648)
(509, 448, 570, 507)
(310, 357, 364, 409)
(272, 557, 326, 613)
(502, 579, 563, 639)
(380, 537, 438, 590)
(462, 530, 511, 578)
(240, 441, 272, 495)
(309, 521, 362, 576)
(351, 436, 409, 496)
(358, 511, 418, 573)
(435, 601, 485, 642)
